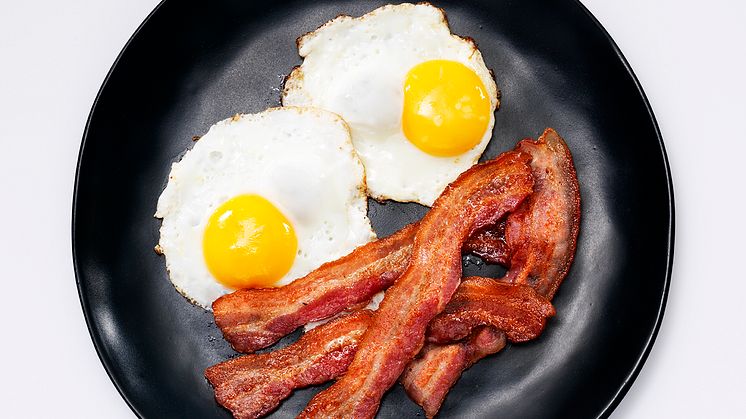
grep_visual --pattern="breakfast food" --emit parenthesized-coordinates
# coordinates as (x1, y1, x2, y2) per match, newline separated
(213, 222, 417, 353)
(426, 277, 555, 344)
(402, 128, 581, 416)
(206, 310, 374, 419)
(282, 3, 499, 206)
(500, 130, 582, 298)
(149, 2, 581, 415)
(401, 327, 507, 418)
(212, 129, 577, 353)
(298, 151, 534, 417)
(154, 107, 375, 308)
(463, 221, 509, 264)
(207, 279, 552, 419)
(207, 128, 580, 418)
(213, 220, 511, 353)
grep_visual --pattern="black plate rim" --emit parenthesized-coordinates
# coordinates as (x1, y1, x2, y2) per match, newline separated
(569, 2, 675, 417)
(71, 1, 675, 418)
(72, 2, 168, 417)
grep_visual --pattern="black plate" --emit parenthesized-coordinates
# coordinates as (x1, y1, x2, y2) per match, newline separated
(73, 0, 673, 417)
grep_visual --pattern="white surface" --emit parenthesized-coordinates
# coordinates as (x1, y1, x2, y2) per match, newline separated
(0, 0, 744, 417)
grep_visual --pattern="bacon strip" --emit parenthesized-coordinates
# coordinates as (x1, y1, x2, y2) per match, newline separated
(401, 327, 507, 419)
(298, 151, 534, 418)
(213, 224, 416, 353)
(205, 310, 373, 419)
(208, 278, 553, 418)
(209, 130, 579, 418)
(427, 277, 554, 344)
(403, 128, 581, 416)
(207, 278, 551, 418)
(214, 223, 508, 354)
(463, 221, 509, 265)
(503, 128, 582, 298)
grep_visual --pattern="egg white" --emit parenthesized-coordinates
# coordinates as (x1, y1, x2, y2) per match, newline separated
(282, 3, 499, 206)
(155, 107, 376, 309)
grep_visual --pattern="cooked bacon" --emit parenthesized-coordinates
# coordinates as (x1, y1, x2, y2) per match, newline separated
(205, 310, 373, 419)
(207, 279, 552, 418)
(462, 221, 509, 265)
(403, 128, 581, 416)
(208, 130, 580, 418)
(207, 276, 548, 419)
(214, 221, 512, 354)
(427, 277, 555, 344)
(212, 223, 416, 353)
(298, 151, 534, 418)
(401, 327, 507, 419)
(503, 128, 582, 299)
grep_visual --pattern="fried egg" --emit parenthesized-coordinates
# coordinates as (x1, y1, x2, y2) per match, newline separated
(282, 3, 499, 206)
(155, 107, 375, 308)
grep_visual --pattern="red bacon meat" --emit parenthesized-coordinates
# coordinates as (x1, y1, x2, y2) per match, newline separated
(298, 151, 535, 418)
(212, 224, 416, 353)
(401, 327, 508, 419)
(205, 310, 373, 419)
(427, 276, 555, 344)
(402, 128, 581, 416)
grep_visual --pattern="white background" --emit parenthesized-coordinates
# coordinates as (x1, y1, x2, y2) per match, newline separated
(1, 0, 744, 417)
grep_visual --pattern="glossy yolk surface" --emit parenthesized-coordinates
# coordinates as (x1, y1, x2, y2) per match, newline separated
(203, 194, 297, 289)
(402, 60, 491, 157)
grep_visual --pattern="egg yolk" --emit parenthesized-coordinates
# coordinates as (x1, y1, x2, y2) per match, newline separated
(402, 60, 491, 157)
(203, 194, 297, 289)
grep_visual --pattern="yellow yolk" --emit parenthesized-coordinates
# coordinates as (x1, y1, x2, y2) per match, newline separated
(203, 194, 297, 289)
(402, 60, 491, 157)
